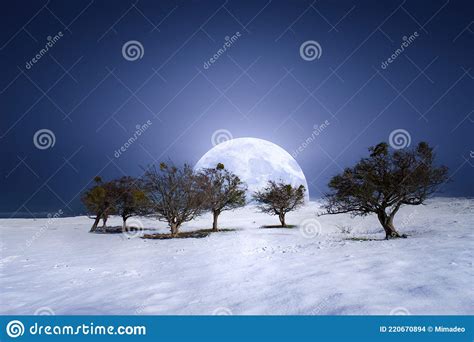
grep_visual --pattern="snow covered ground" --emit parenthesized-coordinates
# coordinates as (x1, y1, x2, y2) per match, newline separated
(0, 198, 472, 315)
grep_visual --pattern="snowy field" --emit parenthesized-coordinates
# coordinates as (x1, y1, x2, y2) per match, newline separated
(0, 198, 472, 315)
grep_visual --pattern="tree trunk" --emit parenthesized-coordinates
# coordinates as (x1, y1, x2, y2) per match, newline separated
(90, 216, 101, 232)
(279, 213, 286, 227)
(377, 211, 404, 239)
(212, 210, 219, 231)
(102, 215, 107, 228)
(170, 222, 179, 235)
(122, 216, 127, 230)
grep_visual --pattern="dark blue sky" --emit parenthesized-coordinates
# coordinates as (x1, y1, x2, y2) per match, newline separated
(0, 0, 472, 217)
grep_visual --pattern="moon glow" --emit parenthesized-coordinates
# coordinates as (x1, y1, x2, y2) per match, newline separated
(194, 137, 309, 201)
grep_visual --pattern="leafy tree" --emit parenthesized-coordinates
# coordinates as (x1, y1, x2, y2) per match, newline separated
(81, 177, 116, 232)
(322, 142, 449, 239)
(110, 176, 151, 229)
(253, 181, 306, 227)
(143, 162, 206, 235)
(198, 163, 246, 231)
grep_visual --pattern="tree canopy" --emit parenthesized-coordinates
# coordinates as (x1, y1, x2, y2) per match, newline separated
(253, 180, 306, 227)
(197, 163, 246, 230)
(323, 142, 448, 238)
(143, 162, 206, 234)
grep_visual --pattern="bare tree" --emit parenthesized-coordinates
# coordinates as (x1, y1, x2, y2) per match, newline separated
(110, 176, 151, 229)
(253, 181, 306, 227)
(81, 177, 116, 232)
(322, 142, 449, 239)
(143, 162, 206, 235)
(198, 163, 246, 231)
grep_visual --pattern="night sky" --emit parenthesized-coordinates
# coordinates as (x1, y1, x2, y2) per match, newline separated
(0, 0, 472, 217)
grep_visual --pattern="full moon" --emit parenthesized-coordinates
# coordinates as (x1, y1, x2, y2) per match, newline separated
(194, 137, 309, 201)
